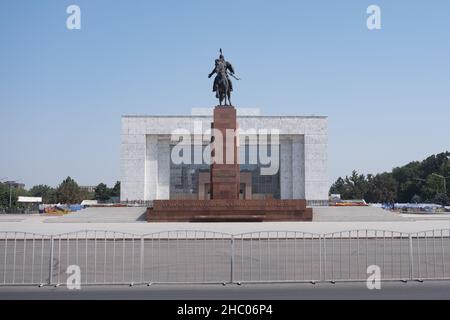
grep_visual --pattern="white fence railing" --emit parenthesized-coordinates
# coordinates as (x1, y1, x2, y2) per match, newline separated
(1, 229, 450, 286)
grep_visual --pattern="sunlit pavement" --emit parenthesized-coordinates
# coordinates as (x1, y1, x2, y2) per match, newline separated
(1, 281, 450, 300)
(3, 207, 450, 235)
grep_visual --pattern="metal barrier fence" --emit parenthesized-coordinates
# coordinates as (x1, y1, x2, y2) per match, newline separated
(1, 229, 450, 286)
(233, 232, 322, 283)
(410, 229, 450, 281)
(322, 230, 411, 282)
(1, 232, 52, 286)
(49, 231, 232, 286)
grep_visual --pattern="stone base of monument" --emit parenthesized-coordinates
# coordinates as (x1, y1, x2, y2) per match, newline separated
(147, 105, 313, 223)
(147, 200, 312, 222)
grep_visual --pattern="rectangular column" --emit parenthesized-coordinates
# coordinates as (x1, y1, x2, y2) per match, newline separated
(304, 134, 328, 203)
(292, 135, 305, 199)
(157, 137, 170, 200)
(280, 137, 293, 199)
(144, 135, 158, 201)
(120, 134, 146, 202)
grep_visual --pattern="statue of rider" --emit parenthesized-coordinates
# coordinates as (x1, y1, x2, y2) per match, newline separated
(208, 49, 235, 98)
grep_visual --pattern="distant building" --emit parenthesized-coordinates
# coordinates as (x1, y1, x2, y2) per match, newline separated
(80, 186, 96, 193)
(4, 181, 25, 190)
(120, 111, 329, 206)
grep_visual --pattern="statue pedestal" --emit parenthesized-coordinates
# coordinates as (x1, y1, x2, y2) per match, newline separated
(148, 199, 312, 222)
(210, 106, 240, 200)
(147, 105, 313, 222)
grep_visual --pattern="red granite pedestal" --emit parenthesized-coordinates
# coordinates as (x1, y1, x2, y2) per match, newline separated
(210, 106, 240, 200)
(147, 106, 313, 222)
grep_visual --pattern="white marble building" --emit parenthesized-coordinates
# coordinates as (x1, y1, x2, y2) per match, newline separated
(120, 111, 328, 206)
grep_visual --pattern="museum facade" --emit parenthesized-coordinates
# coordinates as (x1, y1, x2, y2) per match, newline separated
(120, 110, 328, 206)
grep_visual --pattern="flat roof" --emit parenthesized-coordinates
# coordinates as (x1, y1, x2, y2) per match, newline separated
(122, 115, 328, 119)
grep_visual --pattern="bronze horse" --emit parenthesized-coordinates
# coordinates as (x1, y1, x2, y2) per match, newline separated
(215, 67, 231, 106)
(209, 51, 237, 106)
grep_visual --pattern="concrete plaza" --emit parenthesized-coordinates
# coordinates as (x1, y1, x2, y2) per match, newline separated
(1, 206, 450, 235)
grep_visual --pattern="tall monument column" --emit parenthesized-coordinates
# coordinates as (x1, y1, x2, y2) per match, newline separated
(210, 106, 240, 199)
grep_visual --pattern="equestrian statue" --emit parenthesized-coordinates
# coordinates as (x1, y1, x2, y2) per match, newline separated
(208, 49, 240, 106)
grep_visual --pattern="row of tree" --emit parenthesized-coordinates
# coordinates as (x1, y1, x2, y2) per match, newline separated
(0, 183, 28, 209)
(0, 177, 120, 209)
(330, 152, 450, 205)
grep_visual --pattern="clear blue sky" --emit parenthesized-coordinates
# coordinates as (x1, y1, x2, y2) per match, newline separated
(1, 0, 449, 188)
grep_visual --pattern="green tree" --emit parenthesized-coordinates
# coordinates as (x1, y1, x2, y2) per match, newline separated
(332, 171, 368, 200)
(434, 193, 449, 206)
(330, 151, 450, 204)
(392, 162, 422, 203)
(0, 183, 9, 210)
(111, 181, 121, 198)
(422, 174, 442, 201)
(0, 182, 29, 210)
(329, 177, 345, 196)
(365, 173, 397, 204)
(56, 177, 81, 204)
(94, 183, 111, 202)
(347, 171, 368, 199)
(330, 171, 371, 200)
(29, 185, 56, 204)
(411, 195, 422, 204)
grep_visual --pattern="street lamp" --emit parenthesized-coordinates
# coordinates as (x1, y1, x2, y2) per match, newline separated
(432, 173, 450, 195)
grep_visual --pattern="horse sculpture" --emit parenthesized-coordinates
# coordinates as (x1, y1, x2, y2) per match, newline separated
(209, 50, 238, 106)
(216, 68, 231, 106)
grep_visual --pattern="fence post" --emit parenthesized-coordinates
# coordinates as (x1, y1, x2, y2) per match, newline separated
(319, 235, 323, 282)
(140, 236, 144, 284)
(322, 235, 327, 282)
(48, 236, 54, 286)
(408, 234, 414, 281)
(230, 237, 235, 284)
